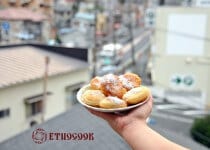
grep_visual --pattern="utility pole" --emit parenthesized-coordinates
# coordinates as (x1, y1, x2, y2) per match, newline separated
(42, 56, 50, 122)
(91, 0, 98, 77)
(112, 10, 117, 58)
(128, 0, 135, 66)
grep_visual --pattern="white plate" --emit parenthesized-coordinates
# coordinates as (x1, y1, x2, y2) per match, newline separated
(77, 84, 149, 113)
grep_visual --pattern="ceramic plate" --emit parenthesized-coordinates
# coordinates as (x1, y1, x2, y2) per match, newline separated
(77, 84, 150, 113)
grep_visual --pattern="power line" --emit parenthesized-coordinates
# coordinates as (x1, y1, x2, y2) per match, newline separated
(155, 28, 210, 42)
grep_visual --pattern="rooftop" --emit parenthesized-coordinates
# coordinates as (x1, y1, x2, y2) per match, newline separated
(0, 105, 131, 150)
(0, 45, 88, 89)
(0, 104, 208, 150)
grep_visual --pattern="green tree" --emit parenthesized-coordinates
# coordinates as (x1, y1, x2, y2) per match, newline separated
(191, 115, 210, 147)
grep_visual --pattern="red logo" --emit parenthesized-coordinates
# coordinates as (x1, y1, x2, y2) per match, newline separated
(32, 128, 47, 144)
(32, 128, 94, 144)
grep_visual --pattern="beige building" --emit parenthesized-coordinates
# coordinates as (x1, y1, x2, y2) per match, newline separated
(0, 45, 89, 142)
(152, 7, 210, 109)
(0, 0, 53, 16)
(0, 0, 54, 43)
(0, 8, 49, 43)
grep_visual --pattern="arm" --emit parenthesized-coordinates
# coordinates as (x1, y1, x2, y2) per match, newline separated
(89, 97, 188, 150)
(121, 120, 186, 150)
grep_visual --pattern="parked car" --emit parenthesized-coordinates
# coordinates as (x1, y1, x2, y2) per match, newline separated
(99, 43, 123, 57)
(14, 31, 35, 40)
(58, 28, 75, 35)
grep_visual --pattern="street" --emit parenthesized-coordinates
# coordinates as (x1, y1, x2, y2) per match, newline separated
(149, 109, 208, 150)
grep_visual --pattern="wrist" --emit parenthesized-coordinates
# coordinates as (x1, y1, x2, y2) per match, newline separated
(121, 120, 147, 138)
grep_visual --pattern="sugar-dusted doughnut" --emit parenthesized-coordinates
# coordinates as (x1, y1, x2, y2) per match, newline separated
(90, 76, 102, 90)
(99, 96, 127, 109)
(123, 86, 150, 105)
(101, 74, 127, 98)
(82, 90, 105, 107)
(119, 72, 142, 90)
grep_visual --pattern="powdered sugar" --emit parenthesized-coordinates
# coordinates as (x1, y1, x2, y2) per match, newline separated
(102, 74, 118, 84)
(107, 96, 124, 104)
(125, 87, 142, 97)
(119, 75, 134, 89)
(101, 74, 121, 91)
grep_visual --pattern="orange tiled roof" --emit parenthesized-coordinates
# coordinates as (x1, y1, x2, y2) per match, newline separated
(0, 46, 88, 88)
(0, 8, 47, 22)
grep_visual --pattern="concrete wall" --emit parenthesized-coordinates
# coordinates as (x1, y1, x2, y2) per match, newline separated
(0, 68, 89, 142)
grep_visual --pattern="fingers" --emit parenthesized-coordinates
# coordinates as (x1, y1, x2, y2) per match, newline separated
(86, 95, 154, 122)
(87, 108, 118, 122)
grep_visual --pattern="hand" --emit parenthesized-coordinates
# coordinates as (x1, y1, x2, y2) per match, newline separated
(88, 96, 153, 136)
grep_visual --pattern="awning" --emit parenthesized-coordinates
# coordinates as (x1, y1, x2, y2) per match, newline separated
(24, 92, 52, 104)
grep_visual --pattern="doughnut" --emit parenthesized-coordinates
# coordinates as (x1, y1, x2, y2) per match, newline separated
(90, 76, 102, 90)
(123, 86, 150, 105)
(119, 72, 141, 90)
(82, 90, 105, 107)
(101, 74, 127, 98)
(99, 96, 127, 109)
(80, 73, 150, 109)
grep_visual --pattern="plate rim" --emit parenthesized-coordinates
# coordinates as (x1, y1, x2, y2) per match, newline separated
(77, 84, 150, 112)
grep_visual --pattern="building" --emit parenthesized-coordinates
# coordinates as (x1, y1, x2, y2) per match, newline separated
(72, 12, 95, 33)
(0, 0, 53, 17)
(54, 0, 74, 28)
(0, 44, 89, 142)
(0, 8, 49, 43)
(152, 7, 210, 109)
(0, 0, 54, 43)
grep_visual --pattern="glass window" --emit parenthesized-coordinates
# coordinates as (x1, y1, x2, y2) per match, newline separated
(0, 108, 10, 119)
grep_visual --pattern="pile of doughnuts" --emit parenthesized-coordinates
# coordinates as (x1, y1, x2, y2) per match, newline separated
(81, 73, 150, 109)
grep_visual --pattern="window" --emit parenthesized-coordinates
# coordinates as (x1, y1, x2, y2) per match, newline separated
(66, 88, 80, 105)
(71, 88, 80, 104)
(26, 99, 43, 117)
(25, 92, 52, 117)
(65, 82, 84, 108)
(0, 108, 10, 119)
(31, 100, 43, 116)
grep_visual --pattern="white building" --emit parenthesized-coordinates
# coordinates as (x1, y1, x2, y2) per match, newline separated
(152, 7, 210, 109)
(0, 45, 89, 142)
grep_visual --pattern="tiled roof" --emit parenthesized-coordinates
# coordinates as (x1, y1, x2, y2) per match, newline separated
(0, 8, 47, 22)
(0, 46, 88, 89)
(0, 105, 131, 150)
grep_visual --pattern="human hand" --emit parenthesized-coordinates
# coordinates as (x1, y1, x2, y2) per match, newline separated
(88, 95, 153, 136)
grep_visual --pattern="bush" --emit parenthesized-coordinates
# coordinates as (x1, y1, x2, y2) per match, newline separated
(190, 115, 210, 147)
